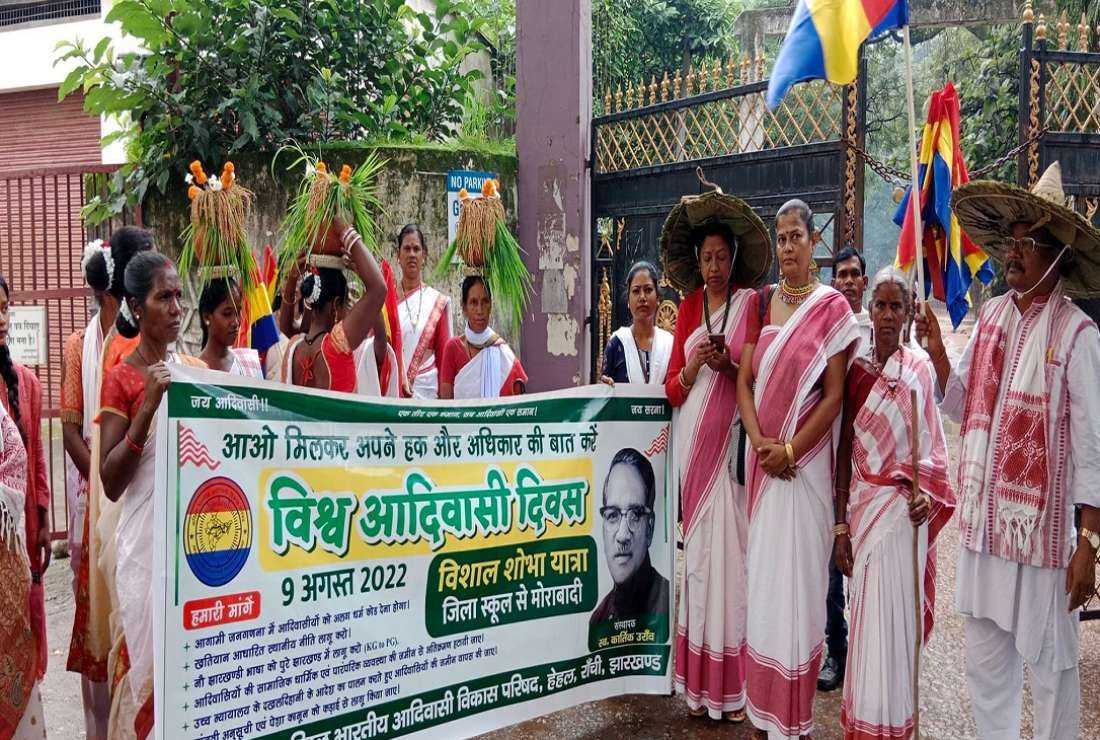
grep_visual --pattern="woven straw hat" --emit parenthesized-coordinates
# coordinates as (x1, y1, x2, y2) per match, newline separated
(659, 189, 772, 292)
(953, 162, 1100, 298)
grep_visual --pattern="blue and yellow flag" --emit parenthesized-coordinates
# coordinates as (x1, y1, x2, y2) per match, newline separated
(236, 244, 280, 354)
(767, 0, 909, 109)
(894, 82, 993, 328)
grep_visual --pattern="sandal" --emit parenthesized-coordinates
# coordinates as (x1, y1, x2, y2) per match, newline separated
(725, 709, 747, 723)
(688, 706, 708, 718)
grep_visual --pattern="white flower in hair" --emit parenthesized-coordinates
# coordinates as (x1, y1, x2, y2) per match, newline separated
(185, 173, 194, 185)
(81, 239, 105, 273)
(210, 178, 223, 192)
(120, 299, 136, 327)
(303, 273, 322, 308)
(102, 248, 116, 291)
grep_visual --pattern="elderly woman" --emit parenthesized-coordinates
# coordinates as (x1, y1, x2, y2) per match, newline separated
(834, 267, 955, 739)
(660, 191, 771, 722)
(737, 199, 858, 738)
(601, 261, 674, 385)
(439, 276, 527, 399)
(395, 224, 452, 398)
(99, 251, 206, 738)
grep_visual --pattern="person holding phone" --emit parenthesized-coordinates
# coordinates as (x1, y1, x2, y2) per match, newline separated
(660, 191, 772, 723)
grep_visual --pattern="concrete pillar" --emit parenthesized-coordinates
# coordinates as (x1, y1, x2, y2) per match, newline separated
(515, 0, 592, 391)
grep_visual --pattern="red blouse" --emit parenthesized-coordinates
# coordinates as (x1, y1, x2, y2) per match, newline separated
(438, 337, 528, 396)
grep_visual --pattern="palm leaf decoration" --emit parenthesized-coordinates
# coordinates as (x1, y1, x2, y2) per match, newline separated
(277, 144, 385, 271)
(179, 160, 258, 293)
(434, 179, 531, 336)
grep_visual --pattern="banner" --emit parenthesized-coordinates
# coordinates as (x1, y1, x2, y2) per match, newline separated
(153, 367, 676, 740)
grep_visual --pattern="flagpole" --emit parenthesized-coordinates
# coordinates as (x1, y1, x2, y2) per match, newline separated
(903, 25, 926, 315)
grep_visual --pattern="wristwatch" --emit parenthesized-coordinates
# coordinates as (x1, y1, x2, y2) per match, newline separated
(1081, 527, 1100, 553)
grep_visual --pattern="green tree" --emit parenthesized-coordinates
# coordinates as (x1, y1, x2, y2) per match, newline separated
(592, 0, 743, 96)
(58, 0, 489, 222)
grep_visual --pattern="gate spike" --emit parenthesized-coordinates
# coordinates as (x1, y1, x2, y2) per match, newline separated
(649, 75, 659, 106)
(625, 81, 636, 109)
(726, 56, 737, 88)
(1036, 14, 1047, 42)
(1022, 0, 1033, 25)
(660, 72, 670, 102)
(672, 69, 682, 98)
(685, 64, 696, 96)
(741, 54, 752, 83)
(614, 85, 623, 114)
(755, 50, 767, 81)
(712, 59, 723, 90)
(602, 89, 612, 116)
(1079, 13, 1089, 51)
(1057, 10, 1068, 49)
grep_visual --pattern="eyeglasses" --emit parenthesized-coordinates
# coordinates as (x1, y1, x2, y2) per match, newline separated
(999, 236, 1057, 255)
(600, 505, 653, 530)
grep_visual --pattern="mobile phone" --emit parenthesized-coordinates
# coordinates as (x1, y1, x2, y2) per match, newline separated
(709, 334, 725, 351)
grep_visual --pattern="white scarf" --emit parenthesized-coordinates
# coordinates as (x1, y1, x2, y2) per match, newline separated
(464, 324, 504, 398)
(613, 325, 673, 384)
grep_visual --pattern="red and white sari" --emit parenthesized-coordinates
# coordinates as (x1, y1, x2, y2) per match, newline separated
(840, 348, 954, 740)
(441, 330, 527, 399)
(399, 285, 451, 399)
(744, 284, 858, 738)
(227, 347, 263, 379)
(665, 287, 754, 717)
(0, 403, 46, 739)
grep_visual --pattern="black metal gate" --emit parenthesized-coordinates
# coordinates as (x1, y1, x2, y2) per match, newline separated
(589, 58, 866, 379)
(1019, 12, 1100, 620)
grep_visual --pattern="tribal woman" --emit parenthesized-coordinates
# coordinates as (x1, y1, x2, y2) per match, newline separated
(737, 199, 859, 739)
(0, 401, 47, 738)
(660, 191, 772, 723)
(438, 275, 527, 399)
(198, 276, 263, 378)
(834, 267, 954, 740)
(66, 226, 153, 738)
(396, 224, 452, 398)
(601, 261, 673, 386)
(0, 274, 51, 690)
(279, 217, 389, 394)
(98, 251, 206, 738)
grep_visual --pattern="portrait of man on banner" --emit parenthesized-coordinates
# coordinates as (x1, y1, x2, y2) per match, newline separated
(589, 448, 670, 644)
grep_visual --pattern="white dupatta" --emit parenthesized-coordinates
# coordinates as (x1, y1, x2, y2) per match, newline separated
(453, 327, 515, 399)
(614, 325, 674, 385)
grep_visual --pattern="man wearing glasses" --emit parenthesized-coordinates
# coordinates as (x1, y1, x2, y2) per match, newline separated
(916, 163, 1100, 740)
(589, 448, 670, 627)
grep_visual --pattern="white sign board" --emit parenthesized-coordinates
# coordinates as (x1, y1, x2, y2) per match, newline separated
(7, 305, 47, 366)
(447, 170, 496, 246)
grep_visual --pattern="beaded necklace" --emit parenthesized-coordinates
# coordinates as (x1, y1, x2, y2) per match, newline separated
(778, 277, 816, 306)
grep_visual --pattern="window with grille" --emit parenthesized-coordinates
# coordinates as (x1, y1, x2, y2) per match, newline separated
(0, 0, 100, 29)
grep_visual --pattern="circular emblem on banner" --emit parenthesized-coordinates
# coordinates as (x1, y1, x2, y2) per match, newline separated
(184, 477, 252, 587)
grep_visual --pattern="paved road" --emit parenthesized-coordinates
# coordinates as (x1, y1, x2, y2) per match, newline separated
(35, 313, 1100, 739)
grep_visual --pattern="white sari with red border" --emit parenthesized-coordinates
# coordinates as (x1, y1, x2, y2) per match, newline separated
(744, 285, 857, 738)
(840, 348, 955, 740)
(453, 336, 522, 399)
(399, 285, 450, 399)
(672, 288, 754, 718)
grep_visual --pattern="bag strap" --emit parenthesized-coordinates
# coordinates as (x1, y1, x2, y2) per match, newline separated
(756, 284, 774, 325)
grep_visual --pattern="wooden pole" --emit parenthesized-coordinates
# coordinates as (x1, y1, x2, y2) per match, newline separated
(903, 25, 927, 343)
(909, 387, 922, 740)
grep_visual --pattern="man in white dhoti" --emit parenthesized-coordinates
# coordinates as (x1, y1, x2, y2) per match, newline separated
(917, 162, 1100, 740)
(395, 224, 452, 398)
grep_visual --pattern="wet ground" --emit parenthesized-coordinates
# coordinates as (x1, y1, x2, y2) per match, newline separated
(36, 310, 1100, 739)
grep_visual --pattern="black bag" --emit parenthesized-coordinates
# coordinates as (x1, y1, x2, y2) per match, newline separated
(736, 285, 774, 487)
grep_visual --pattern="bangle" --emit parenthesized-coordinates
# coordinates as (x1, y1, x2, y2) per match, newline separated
(124, 432, 144, 456)
(833, 523, 850, 536)
(679, 368, 694, 391)
(785, 442, 796, 468)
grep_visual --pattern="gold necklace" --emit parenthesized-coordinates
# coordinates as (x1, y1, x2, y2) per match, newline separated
(778, 277, 816, 306)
